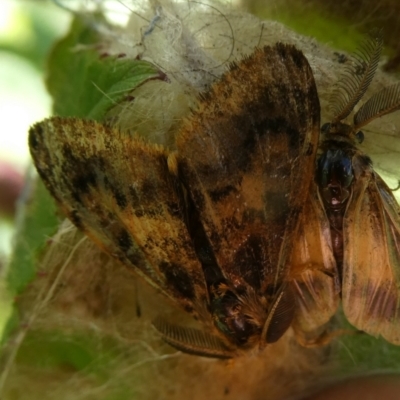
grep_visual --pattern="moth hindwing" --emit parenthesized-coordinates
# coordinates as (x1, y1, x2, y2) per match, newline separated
(29, 43, 321, 357)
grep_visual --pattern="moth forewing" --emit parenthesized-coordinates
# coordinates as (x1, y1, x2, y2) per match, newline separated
(176, 43, 320, 347)
(29, 118, 209, 318)
(342, 169, 400, 344)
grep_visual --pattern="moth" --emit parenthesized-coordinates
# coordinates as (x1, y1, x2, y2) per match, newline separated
(28, 38, 400, 359)
(307, 33, 400, 344)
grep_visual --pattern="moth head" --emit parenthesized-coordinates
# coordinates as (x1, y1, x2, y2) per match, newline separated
(210, 283, 260, 346)
(321, 31, 400, 144)
(210, 283, 295, 349)
(153, 284, 295, 358)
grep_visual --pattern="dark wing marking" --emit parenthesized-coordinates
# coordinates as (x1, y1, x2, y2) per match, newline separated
(29, 117, 208, 316)
(176, 43, 320, 293)
(290, 184, 340, 334)
(342, 168, 400, 344)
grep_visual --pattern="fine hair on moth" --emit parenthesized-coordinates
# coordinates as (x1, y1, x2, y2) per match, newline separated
(29, 33, 400, 358)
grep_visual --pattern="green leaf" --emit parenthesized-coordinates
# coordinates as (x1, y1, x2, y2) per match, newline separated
(46, 16, 163, 120)
(17, 331, 107, 371)
(336, 311, 400, 373)
(87, 60, 164, 120)
(6, 178, 58, 296)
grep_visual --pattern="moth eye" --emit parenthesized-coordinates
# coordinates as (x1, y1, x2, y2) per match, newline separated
(355, 130, 364, 143)
(321, 122, 331, 134)
(232, 304, 241, 313)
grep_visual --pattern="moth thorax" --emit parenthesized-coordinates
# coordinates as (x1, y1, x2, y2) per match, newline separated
(321, 122, 364, 145)
(316, 148, 354, 209)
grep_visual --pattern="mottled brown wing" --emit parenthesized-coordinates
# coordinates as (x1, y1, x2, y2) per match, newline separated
(342, 170, 400, 344)
(176, 44, 320, 292)
(290, 184, 340, 334)
(29, 117, 208, 316)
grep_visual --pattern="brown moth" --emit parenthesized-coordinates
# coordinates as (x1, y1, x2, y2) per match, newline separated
(29, 43, 320, 358)
(292, 32, 400, 345)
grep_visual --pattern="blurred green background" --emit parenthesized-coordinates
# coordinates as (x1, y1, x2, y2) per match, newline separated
(0, 0, 70, 339)
(0, 0, 70, 228)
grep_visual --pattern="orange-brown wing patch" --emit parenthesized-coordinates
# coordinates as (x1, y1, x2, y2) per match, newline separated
(342, 171, 400, 344)
(177, 44, 320, 292)
(29, 117, 207, 315)
(290, 185, 340, 334)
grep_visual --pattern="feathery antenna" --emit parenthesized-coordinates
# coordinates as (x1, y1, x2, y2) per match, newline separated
(354, 82, 400, 130)
(330, 31, 383, 123)
(153, 317, 234, 358)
